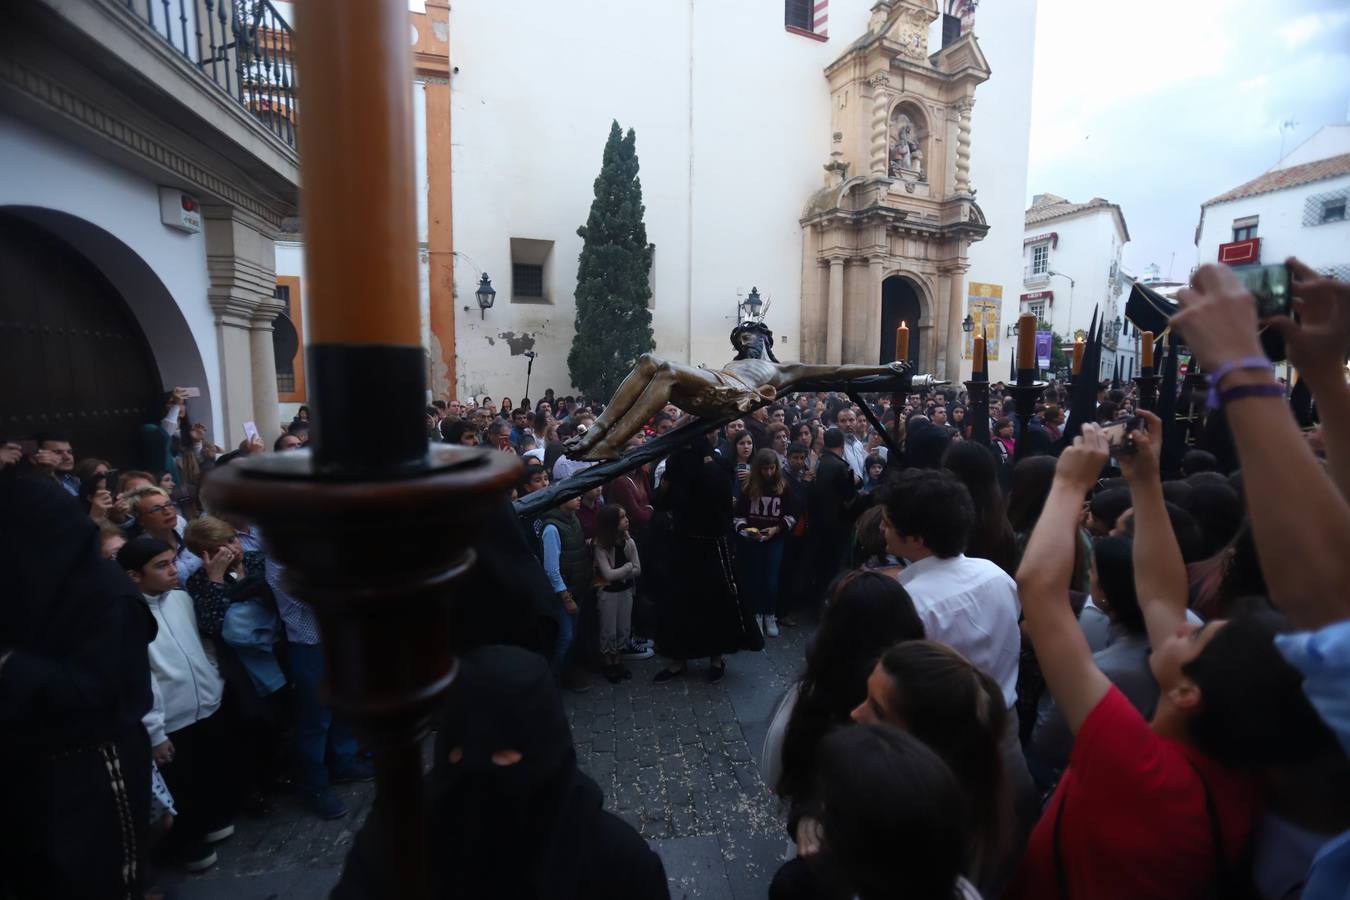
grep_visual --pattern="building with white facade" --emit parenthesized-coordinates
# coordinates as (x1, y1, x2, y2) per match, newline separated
(1020, 193, 1129, 379)
(448, 0, 1039, 398)
(2, 0, 300, 462)
(1196, 123, 1350, 280)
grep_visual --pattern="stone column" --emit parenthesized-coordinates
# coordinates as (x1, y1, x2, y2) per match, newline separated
(954, 98, 974, 195)
(869, 72, 890, 177)
(867, 255, 885, 364)
(945, 266, 967, 383)
(203, 206, 282, 446)
(826, 256, 845, 365)
(249, 301, 286, 443)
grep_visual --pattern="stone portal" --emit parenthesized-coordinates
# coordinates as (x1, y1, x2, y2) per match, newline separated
(799, 0, 991, 381)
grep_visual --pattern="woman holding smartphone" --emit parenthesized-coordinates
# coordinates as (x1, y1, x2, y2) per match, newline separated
(731, 431, 755, 499)
(735, 448, 795, 638)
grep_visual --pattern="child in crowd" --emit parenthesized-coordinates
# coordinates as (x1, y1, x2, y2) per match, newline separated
(594, 504, 641, 684)
(118, 536, 238, 873)
(535, 494, 591, 693)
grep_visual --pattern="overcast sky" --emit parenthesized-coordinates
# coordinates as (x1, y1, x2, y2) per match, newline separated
(1027, 0, 1350, 280)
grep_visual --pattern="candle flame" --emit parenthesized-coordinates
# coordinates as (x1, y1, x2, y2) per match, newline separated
(901, 320, 907, 327)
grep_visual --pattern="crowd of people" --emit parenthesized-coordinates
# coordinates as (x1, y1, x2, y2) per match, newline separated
(3, 258, 1349, 899)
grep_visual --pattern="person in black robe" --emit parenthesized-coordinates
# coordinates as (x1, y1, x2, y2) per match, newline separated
(331, 644, 670, 900)
(651, 435, 764, 684)
(0, 472, 156, 899)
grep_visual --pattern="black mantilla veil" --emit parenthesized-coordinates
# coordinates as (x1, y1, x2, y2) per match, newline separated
(731, 320, 779, 363)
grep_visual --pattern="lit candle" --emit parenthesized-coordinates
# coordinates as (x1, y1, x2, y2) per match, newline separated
(972, 335, 986, 374)
(1016, 313, 1037, 371)
(1071, 338, 1085, 375)
(1141, 331, 1155, 370)
(895, 320, 910, 362)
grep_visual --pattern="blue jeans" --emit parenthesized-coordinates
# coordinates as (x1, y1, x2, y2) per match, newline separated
(285, 642, 359, 792)
(739, 537, 785, 616)
(553, 599, 576, 674)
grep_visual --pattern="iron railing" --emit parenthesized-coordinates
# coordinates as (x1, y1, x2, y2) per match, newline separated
(122, 0, 296, 147)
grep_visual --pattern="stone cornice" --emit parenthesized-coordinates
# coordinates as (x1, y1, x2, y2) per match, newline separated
(0, 54, 293, 229)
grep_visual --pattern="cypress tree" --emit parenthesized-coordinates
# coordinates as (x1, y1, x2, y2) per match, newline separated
(568, 120, 654, 401)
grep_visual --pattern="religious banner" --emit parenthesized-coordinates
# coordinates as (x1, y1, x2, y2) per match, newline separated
(965, 282, 1003, 361)
(1035, 331, 1053, 370)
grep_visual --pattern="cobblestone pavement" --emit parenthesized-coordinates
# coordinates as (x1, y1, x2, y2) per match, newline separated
(165, 625, 809, 899)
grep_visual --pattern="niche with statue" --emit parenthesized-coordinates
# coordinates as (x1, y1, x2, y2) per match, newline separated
(889, 102, 928, 181)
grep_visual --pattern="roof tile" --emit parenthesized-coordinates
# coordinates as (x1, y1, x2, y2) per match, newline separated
(1202, 153, 1350, 207)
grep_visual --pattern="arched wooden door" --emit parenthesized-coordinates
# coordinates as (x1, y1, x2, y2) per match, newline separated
(0, 212, 162, 467)
(880, 275, 923, 370)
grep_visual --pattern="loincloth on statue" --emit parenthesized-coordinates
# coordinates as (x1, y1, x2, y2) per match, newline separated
(684, 367, 777, 417)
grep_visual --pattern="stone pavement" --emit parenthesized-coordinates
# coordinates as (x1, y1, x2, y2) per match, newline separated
(163, 625, 809, 900)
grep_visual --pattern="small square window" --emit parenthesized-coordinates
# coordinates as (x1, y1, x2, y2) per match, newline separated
(785, 0, 813, 31)
(513, 263, 543, 299)
(1322, 199, 1347, 224)
(1233, 224, 1258, 242)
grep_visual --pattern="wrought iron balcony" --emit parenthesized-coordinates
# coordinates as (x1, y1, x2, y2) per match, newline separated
(120, 0, 296, 147)
(1023, 266, 1051, 287)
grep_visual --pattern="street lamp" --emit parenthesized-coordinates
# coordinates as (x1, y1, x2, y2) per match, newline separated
(475, 273, 496, 320)
(1007, 319, 1020, 339)
(1048, 269, 1076, 336)
(739, 286, 763, 321)
(962, 313, 974, 333)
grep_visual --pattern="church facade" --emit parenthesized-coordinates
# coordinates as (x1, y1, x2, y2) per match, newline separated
(446, 0, 1038, 398)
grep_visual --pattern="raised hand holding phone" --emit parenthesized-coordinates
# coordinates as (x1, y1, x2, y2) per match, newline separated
(1117, 410, 1162, 484)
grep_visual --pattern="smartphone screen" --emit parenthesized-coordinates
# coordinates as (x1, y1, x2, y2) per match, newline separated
(1233, 264, 1291, 318)
(243, 421, 260, 444)
(182, 387, 202, 398)
(1101, 416, 1143, 454)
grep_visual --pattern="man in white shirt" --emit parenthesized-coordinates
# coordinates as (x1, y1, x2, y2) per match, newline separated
(878, 469, 1038, 865)
(834, 407, 868, 481)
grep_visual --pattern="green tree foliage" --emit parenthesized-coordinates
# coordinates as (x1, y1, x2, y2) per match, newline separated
(568, 121, 655, 401)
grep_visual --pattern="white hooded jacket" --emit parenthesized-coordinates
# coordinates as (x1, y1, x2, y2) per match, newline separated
(140, 588, 224, 746)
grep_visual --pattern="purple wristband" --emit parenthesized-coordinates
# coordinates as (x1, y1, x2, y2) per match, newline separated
(1218, 383, 1284, 406)
(1206, 356, 1272, 409)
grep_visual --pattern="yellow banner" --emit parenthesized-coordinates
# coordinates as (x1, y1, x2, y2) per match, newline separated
(965, 283, 1002, 360)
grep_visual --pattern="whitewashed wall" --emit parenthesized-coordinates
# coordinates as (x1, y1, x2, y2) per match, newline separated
(961, 0, 1039, 381)
(447, 0, 1037, 399)
(1197, 174, 1350, 273)
(1022, 208, 1125, 344)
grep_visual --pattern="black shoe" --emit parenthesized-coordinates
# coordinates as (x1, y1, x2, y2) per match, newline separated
(604, 664, 623, 684)
(653, 666, 686, 684)
(706, 661, 726, 684)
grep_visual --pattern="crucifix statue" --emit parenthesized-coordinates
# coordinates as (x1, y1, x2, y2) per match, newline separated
(564, 321, 913, 461)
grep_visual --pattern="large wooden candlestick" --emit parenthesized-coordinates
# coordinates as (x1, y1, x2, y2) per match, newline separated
(965, 333, 990, 445)
(202, 2, 521, 896)
(1016, 313, 1037, 387)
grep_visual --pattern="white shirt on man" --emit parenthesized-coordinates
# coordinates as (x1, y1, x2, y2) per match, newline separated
(842, 434, 868, 480)
(896, 553, 1022, 709)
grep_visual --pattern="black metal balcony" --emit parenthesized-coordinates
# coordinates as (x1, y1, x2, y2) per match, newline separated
(122, 0, 296, 147)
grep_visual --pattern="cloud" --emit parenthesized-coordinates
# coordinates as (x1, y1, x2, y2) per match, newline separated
(1278, 9, 1350, 49)
(1026, 0, 1350, 276)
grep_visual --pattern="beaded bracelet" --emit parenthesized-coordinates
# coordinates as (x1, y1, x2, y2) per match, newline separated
(1217, 383, 1285, 406)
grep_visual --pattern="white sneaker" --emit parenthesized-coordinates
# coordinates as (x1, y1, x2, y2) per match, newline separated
(765, 615, 780, 638)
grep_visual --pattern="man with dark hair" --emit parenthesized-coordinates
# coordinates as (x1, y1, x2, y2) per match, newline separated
(34, 433, 79, 495)
(1086, 486, 1132, 537)
(442, 420, 481, 447)
(804, 428, 859, 606)
(879, 468, 1035, 857)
